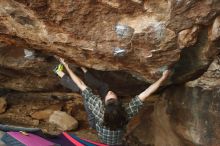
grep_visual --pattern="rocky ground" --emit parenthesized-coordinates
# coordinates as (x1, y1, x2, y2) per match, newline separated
(0, 91, 100, 141)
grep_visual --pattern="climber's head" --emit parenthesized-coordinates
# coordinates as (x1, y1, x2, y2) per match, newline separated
(104, 91, 117, 103)
(103, 92, 128, 130)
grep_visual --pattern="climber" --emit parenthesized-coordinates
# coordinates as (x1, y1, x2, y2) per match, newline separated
(54, 57, 171, 146)
(54, 63, 110, 130)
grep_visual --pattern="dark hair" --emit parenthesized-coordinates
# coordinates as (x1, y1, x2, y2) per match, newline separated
(103, 99, 128, 130)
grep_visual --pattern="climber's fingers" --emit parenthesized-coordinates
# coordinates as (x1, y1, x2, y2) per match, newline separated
(162, 70, 172, 78)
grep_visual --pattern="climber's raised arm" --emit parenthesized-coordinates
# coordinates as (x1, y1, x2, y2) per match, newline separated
(138, 70, 170, 102)
(59, 58, 87, 91)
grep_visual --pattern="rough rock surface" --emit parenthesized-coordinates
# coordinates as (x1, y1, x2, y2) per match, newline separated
(49, 111, 78, 131)
(0, 0, 219, 88)
(0, 0, 219, 146)
(127, 56, 220, 146)
(0, 97, 7, 114)
(0, 92, 86, 134)
(178, 26, 199, 49)
(31, 104, 62, 120)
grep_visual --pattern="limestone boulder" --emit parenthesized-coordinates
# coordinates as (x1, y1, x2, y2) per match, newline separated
(49, 111, 78, 131)
(31, 104, 62, 120)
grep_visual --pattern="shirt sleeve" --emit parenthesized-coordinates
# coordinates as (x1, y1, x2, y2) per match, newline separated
(81, 87, 104, 122)
(126, 95, 144, 120)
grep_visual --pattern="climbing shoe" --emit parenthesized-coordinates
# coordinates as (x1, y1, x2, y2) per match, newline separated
(53, 64, 64, 74)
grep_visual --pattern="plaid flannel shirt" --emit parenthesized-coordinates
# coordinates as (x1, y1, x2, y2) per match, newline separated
(82, 87, 143, 145)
